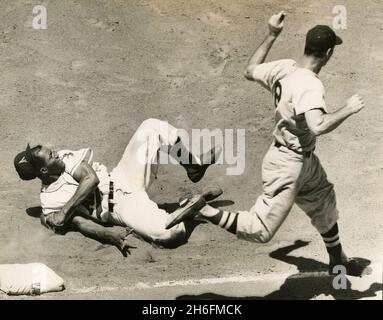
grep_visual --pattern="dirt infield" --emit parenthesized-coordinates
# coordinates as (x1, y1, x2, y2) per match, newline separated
(0, 0, 382, 299)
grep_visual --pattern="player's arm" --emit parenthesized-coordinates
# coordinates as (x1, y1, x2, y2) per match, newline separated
(41, 213, 135, 256)
(70, 216, 117, 245)
(245, 11, 285, 80)
(70, 216, 135, 256)
(58, 161, 100, 225)
(305, 95, 365, 136)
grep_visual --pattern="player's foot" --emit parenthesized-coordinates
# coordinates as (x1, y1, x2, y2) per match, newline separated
(178, 186, 223, 207)
(201, 186, 223, 202)
(165, 195, 206, 230)
(328, 257, 372, 277)
(183, 146, 222, 183)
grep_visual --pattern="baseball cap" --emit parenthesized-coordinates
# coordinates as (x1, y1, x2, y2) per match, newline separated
(14, 144, 38, 180)
(305, 25, 343, 51)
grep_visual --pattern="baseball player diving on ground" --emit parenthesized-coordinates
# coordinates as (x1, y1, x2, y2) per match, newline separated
(167, 11, 369, 276)
(14, 118, 222, 250)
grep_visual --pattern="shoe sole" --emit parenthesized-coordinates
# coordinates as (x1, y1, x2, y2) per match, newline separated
(202, 186, 223, 202)
(165, 195, 206, 230)
(178, 186, 223, 206)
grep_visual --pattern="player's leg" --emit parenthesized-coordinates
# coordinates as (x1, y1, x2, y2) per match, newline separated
(295, 153, 370, 276)
(111, 190, 191, 248)
(110, 118, 178, 193)
(110, 118, 219, 193)
(177, 144, 303, 243)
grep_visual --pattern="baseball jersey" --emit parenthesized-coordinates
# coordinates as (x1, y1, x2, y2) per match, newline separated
(251, 59, 328, 153)
(40, 148, 109, 222)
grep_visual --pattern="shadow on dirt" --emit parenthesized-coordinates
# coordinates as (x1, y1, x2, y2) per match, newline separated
(177, 240, 382, 300)
(158, 200, 235, 213)
(26, 206, 42, 218)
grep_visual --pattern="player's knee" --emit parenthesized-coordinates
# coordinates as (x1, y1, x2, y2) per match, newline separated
(257, 229, 273, 244)
(237, 213, 275, 244)
(153, 227, 187, 249)
(239, 225, 274, 244)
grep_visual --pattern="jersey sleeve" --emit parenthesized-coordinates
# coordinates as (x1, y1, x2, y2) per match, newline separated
(40, 174, 79, 216)
(250, 59, 296, 91)
(40, 186, 60, 216)
(294, 82, 327, 115)
(60, 148, 93, 176)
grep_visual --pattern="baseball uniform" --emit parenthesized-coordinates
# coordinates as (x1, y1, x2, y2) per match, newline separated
(40, 119, 189, 245)
(40, 148, 110, 222)
(236, 59, 339, 243)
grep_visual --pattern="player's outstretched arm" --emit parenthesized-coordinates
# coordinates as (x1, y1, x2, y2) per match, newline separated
(305, 94, 365, 136)
(245, 11, 285, 80)
(69, 216, 135, 257)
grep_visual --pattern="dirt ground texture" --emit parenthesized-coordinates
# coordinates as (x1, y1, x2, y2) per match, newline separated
(0, 0, 382, 299)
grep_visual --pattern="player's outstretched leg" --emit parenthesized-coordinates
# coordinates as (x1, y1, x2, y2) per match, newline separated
(196, 205, 239, 234)
(166, 203, 239, 234)
(165, 165, 297, 243)
(165, 186, 223, 230)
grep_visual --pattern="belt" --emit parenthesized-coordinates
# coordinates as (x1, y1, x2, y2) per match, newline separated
(108, 180, 114, 213)
(274, 141, 312, 158)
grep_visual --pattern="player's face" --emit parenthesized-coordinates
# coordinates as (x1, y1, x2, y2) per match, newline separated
(34, 146, 65, 175)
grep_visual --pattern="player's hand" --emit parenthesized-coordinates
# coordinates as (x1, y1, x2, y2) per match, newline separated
(268, 11, 286, 37)
(347, 94, 365, 114)
(47, 210, 66, 227)
(117, 228, 137, 257)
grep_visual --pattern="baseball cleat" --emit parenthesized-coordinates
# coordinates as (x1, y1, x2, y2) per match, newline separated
(178, 196, 190, 207)
(186, 146, 222, 183)
(329, 257, 372, 277)
(165, 195, 206, 230)
(201, 186, 223, 202)
(178, 186, 223, 207)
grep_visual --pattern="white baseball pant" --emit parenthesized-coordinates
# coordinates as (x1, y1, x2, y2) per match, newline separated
(236, 143, 339, 243)
(108, 118, 189, 245)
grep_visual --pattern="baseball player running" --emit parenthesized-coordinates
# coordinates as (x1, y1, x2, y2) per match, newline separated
(14, 118, 221, 248)
(167, 12, 368, 275)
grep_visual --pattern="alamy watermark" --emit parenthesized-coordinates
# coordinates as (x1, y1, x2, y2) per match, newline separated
(32, 5, 47, 29)
(135, 120, 246, 176)
(331, 265, 347, 290)
(332, 5, 347, 30)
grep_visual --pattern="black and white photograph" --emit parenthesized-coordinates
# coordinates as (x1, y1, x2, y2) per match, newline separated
(0, 0, 382, 304)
